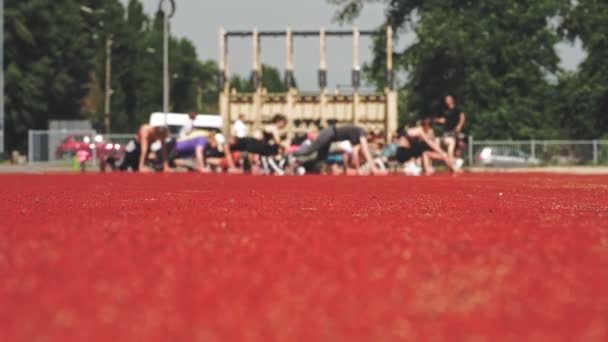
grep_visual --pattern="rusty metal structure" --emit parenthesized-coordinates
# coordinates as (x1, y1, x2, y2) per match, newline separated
(218, 27, 398, 140)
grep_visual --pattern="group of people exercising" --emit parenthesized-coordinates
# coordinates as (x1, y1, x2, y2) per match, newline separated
(117, 95, 466, 176)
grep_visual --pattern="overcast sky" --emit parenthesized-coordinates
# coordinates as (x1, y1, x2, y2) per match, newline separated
(125, 0, 586, 90)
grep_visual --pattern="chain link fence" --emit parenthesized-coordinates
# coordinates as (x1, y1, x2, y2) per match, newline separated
(28, 130, 135, 167)
(25, 129, 608, 169)
(467, 138, 608, 167)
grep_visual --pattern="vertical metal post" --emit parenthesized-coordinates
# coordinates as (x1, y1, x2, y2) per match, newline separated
(593, 139, 599, 165)
(28, 130, 33, 165)
(219, 28, 231, 136)
(352, 27, 360, 125)
(531, 139, 536, 159)
(285, 28, 295, 141)
(163, 6, 169, 127)
(91, 130, 97, 167)
(252, 28, 262, 129)
(384, 26, 398, 142)
(320, 28, 327, 75)
(468, 135, 474, 166)
(319, 27, 328, 127)
(104, 35, 113, 134)
(385, 25, 394, 90)
(285, 28, 294, 86)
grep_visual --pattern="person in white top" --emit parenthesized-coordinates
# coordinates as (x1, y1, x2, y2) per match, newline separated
(179, 112, 197, 138)
(232, 114, 248, 138)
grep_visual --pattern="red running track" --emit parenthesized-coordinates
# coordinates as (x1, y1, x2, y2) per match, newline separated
(1, 173, 607, 341)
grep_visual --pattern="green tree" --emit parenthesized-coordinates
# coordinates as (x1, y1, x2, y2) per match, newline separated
(229, 64, 293, 93)
(332, 0, 566, 139)
(4, 0, 223, 150)
(558, 0, 608, 138)
(4, 0, 97, 150)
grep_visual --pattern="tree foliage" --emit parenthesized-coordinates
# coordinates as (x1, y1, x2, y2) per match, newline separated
(557, 0, 608, 138)
(5, 0, 96, 149)
(229, 64, 292, 93)
(4, 0, 220, 150)
(331, 0, 607, 139)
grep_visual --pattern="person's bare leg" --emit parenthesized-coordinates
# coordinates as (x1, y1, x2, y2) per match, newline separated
(445, 137, 456, 167)
(330, 164, 342, 175)
(249, 153, 262, 175)
(422, 152, 435, 175)
(351, 148, 361, 173)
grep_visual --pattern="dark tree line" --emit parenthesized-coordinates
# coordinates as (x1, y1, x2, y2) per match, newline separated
(3, 0, 286, 151)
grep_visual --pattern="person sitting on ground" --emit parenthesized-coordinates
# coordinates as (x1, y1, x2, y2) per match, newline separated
(396, 118, 452, 175)
(119, 124, 170, 173)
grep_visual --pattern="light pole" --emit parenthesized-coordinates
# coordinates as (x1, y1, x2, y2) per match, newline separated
(158, 0, 176, 127)
(104, 35, 113, 134)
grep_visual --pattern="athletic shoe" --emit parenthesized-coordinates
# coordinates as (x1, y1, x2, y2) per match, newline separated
(404, 162, 422, 176)
(454, 158, 464, 170)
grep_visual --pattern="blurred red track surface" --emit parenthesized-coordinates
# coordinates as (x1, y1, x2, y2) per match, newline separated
(1, 173, 608, 341)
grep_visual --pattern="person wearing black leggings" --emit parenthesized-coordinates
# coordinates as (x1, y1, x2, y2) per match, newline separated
(293, 125, 385, 175)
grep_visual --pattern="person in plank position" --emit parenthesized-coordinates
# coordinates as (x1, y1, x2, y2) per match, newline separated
(119, 124, 170, 173)
(293, 124, 386, 175)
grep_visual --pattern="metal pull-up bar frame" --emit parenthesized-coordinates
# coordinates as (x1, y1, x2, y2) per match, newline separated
(218, 26, 398, 142)
(218, 27, 394, 91)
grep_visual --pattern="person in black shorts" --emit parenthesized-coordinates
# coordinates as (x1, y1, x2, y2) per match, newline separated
(118, 124, 171, 173)
(396, 118, 452, 174)
(228, 114, 287, 174)
(293, 124, 386, 175)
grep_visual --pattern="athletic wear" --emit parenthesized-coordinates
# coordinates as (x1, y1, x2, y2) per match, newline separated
(232, 119, 248, 138)
(175, 136, 208, 158)
(294, 125, 365, 161)
(395, 134, 429, 163)
(179, 119, 195, 138)
(443, 107, 462, 132)
(334, 126, 366, 145)
(119, 139, 142, 171)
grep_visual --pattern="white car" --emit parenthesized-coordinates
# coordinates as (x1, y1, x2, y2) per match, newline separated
(148, 112, 222, 152)
(476, 147, 541, 167)
(149, 112, 222, 135)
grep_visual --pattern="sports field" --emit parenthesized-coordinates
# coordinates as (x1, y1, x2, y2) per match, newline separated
(1, 173, 607, 341)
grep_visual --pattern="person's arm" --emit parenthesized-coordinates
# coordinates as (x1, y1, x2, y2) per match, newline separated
(358, 136, 378, 173)
(455, 112, 466, 133)
(414, 128, 454, 169)
(271, 126, 281, 145)
(138, 128, 150, 172)
(293, 135, 324, 156)
(434, 117, 446, 124)
(223, 142, 238, 171)
(351, 145, 361, 171)
(411, 128, 445, 157)
(160, 138, 171, 172)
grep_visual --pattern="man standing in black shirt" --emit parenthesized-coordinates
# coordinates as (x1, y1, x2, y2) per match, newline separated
(435, 95, 465, 167)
